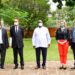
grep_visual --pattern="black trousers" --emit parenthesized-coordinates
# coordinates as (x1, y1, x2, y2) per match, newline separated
(35, 47, 47, 67)
(71, 42, 75, 61)
(13, 47, 24, 66)
(0, 44, 6, 67)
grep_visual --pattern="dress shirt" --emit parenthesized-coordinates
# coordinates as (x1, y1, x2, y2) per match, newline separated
(32, 26, 51, 48)
(15, 25, 19, 33)
(0, 29, 3, 44)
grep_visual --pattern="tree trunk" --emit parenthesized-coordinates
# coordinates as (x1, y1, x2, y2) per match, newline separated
(0, 0, 1, 5)
(0, 0, 2, 7)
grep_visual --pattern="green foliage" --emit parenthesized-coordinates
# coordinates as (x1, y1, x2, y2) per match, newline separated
(53, 6, 75, 27)
(0, 0, 50, 30)
(53, 0, 75, 9)
(52, 0, 63, 9)
(66, 0, 75, 6)
(46, 17, 56, 27)
(8, 0, 50, 29)
(67, 21, 73, 26)
(0, 5, 28, 26)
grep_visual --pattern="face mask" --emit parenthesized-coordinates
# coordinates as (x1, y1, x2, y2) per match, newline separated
(60, 23, 65, 28)
(14, 22, 19, 26)
(60, 25, 64, 28)
(61, 26, 65, 31)
(38, 23, 43, 27)
(60, 24, 65, 30)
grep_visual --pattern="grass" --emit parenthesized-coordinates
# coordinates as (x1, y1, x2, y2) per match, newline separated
(5, 38, 74, 64)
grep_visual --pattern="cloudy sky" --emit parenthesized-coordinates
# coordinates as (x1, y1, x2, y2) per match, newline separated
(48, 0, 66, 11)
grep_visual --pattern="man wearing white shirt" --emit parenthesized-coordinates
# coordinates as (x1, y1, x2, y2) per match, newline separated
(32, 20, 51, 69)
(0, 19, 9, 69)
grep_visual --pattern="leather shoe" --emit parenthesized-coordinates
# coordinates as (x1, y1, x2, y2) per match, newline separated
(59, 66, 63, 69)
(42, 66, 46, 69)
(13, 66, 18, 69)
(63, 67, 67, 70)
(71, 66, 75, 69)
(21, 66, 24, 70)
(1, 66, 4, 69)
(35, 66, 40, 69)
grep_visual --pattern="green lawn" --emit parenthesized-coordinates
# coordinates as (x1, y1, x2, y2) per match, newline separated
(5, 38, 73, 64)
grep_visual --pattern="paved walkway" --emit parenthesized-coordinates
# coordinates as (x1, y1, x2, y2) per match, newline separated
(0, 61, 75, 75)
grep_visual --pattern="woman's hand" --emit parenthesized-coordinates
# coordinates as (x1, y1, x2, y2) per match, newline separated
(57, 40, 67, 45)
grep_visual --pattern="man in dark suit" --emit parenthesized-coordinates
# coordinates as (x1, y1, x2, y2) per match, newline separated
(10, 18, 24, 70)
(0, 19, 9, 69)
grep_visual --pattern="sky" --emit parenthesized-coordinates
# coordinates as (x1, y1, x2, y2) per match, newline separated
(48, 0, 66, 11)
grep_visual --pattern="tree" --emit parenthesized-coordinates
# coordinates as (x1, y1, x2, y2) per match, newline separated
(8, 0, 50, 29)
(0, 0, 9, 8)
(0, 0, 3, 8)
(53, 0, 75, 9)
(0, 0, 50, 29)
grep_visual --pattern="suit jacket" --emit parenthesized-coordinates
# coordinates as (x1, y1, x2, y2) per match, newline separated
(1, 28, 9, 49)
(10, 25, 24, 48)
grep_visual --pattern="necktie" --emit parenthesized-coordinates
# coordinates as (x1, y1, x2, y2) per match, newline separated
(15, 26, 17, 33)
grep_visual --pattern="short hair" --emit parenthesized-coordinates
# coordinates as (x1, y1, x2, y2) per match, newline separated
(14, 18, 19, 22)
(38, 20, 43, 23)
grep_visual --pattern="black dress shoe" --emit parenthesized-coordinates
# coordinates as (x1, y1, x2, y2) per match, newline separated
(13, 66, 18, 69)
(35, 66, 40, 69)
(59, 66, 63, 69)
(63, 67, 67, 70)
(71, 67, 75, 69)
(21, 66, 24, 70)
(42, 66, 46, 69)
(1, 67, 4, 69)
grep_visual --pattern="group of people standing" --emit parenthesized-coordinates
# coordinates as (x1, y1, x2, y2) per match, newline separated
(0, 18, 75, 70)
(0, 18, 24, 70)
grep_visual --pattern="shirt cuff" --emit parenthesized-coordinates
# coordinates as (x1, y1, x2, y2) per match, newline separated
(9, 37, 12, 47)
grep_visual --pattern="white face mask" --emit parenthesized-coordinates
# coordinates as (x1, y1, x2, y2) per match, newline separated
(14, 22, 19, 26)
(38, 23, 43, 27)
